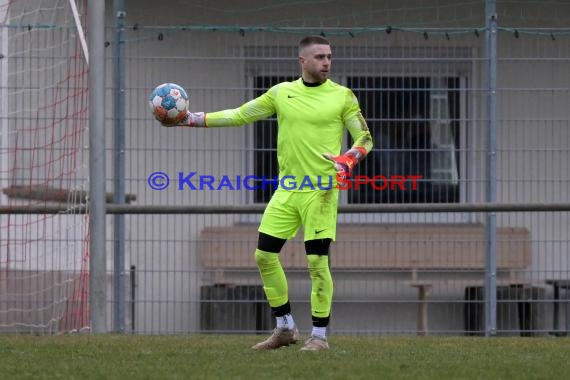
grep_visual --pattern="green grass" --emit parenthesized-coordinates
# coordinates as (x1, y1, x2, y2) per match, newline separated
(0, 335, 569, 379)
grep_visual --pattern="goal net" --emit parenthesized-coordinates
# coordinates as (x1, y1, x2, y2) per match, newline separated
(0, 0, 90, 334)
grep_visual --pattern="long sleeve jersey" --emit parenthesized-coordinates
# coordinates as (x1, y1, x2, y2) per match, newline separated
(205, 78, 373, 190)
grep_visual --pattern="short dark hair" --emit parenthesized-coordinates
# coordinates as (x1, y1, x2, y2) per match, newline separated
(299, 35, 330, 51)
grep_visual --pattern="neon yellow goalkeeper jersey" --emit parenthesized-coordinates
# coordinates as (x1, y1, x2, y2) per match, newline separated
(205, 78, 373, 190)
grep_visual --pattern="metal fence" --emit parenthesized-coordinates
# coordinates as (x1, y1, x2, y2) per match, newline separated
(1, 0, 570, 336)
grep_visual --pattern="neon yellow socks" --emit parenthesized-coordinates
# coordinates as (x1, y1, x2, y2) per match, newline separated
(306, 254, 333, 319)
(255, 249, 289, 308)
(255, 249, 332, 331)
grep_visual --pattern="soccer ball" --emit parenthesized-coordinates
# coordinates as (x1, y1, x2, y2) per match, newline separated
(149, 83, 189, 126)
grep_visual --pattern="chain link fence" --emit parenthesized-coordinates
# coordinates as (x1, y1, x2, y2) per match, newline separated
(1, 0, 569, 336)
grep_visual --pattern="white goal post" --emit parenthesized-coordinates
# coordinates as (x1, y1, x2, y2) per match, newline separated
(69, 0, 89, 65)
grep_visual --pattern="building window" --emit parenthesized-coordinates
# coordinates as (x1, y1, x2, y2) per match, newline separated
(252, 76, 462, 204)
(347, 76, 461, 204)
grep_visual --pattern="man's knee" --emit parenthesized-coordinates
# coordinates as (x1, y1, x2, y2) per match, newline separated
(255, 249, 279, 266)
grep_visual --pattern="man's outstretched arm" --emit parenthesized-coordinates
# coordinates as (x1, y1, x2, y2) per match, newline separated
(165, 87, 277, 128)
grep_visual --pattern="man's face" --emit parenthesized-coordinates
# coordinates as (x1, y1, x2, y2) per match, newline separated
(299, 43, 332, 83)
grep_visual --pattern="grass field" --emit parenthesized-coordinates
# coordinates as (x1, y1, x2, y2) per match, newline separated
(1, 334, 569, 379)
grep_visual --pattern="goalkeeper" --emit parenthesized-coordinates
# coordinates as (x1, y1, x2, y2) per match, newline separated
(166, 35, 373, 351)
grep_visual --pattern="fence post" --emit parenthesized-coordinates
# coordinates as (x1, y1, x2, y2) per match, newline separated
(113, 0, 127, 334)
(88, 0, 107, 334)
(485, 0, 498, 337)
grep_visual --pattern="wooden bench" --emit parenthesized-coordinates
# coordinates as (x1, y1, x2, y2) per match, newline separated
(197, 223, 532, 334)
(198, 223, 531, 271)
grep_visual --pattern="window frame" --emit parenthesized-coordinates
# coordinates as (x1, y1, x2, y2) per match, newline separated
(336, 73, 473, 224)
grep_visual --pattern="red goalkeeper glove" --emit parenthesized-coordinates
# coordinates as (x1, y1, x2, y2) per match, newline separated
(161, 111, 206, 128)
(322, 147, 367, 176)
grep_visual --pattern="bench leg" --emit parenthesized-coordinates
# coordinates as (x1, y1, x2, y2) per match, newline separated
(414, 285, 431, 336)
(553, 284, 560, 333)
(563, 288, 570, 336)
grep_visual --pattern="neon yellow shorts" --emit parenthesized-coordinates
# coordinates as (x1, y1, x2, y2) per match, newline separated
(258, 187, 339, 241)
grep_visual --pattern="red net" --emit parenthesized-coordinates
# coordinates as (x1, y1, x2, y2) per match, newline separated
(0, 0, 90, 333)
